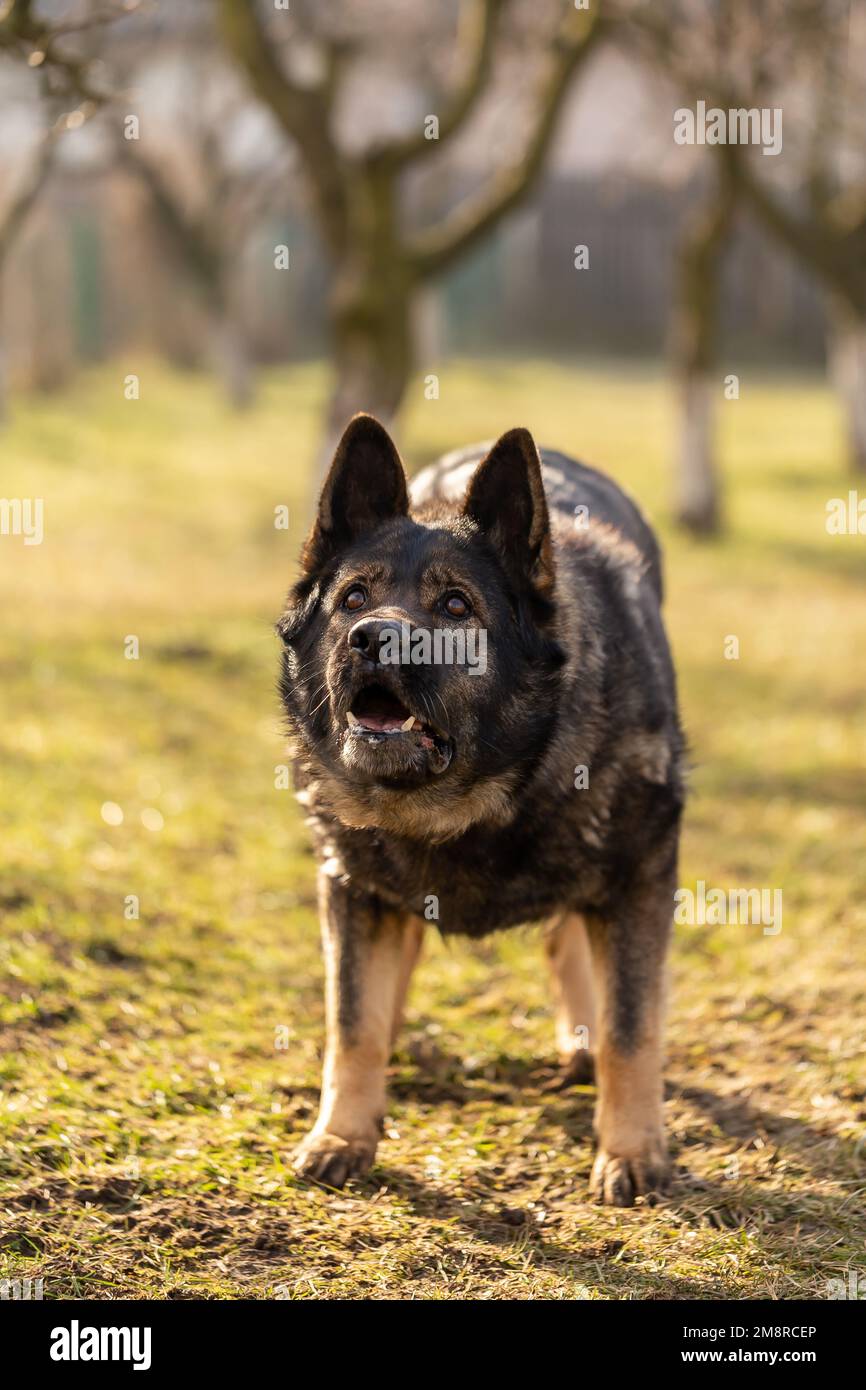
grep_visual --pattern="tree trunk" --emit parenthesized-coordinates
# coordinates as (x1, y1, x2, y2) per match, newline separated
(671, 177, 735, 536)
(675, 372, 717, 533)
(314, 263, 414, 489)
(827, 297, 866, 475)
(210, 313, 255, 411)
(0, 330, 8, 426)
(217, 0, 604, 505)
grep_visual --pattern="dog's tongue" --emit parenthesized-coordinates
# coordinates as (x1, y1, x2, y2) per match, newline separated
(358, 712, 406, 732)
(352, 685, 416, 733)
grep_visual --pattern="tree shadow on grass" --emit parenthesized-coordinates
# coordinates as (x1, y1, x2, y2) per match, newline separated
(760, 536, 866, 585)
(674, 1081, 860, 1189)
(386, 1048, 857, 1276)
(702, 766, 866, 811)
(357, 1163, 756, 1300)
(389, 1052, 552, 1107)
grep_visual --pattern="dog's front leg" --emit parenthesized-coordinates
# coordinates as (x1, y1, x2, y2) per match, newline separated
(294, 872, 407, 1188)
(586, 871, 674, 1206)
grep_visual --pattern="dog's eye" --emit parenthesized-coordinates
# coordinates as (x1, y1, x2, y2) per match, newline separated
(344, 586, 367, 612)
(443, 592, 471, 619)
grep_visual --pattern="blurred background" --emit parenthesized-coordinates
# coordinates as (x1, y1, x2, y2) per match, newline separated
(0, 0, 864, 1301)
(2, 0, 866, 522)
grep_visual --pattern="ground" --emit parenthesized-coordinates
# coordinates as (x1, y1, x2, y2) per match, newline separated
(0, 358, 864, 1300)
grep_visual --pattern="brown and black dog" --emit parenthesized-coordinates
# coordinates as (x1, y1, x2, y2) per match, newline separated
(277, 414, 685, 1205)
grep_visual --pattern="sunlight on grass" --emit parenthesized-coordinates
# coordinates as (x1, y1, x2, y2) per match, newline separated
(0, 358, 864, 1299)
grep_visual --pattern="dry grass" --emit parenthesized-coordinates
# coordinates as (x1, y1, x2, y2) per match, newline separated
(0, 358, 864, 1299)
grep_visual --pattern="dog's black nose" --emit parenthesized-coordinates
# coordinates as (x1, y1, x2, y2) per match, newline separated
(348, 617, 405, 664)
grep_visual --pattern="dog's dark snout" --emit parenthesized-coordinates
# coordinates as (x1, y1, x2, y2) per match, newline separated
(348, 617, 404, 664)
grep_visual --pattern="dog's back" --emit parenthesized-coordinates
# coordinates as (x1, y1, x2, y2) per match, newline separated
(412, 443, 664, 601)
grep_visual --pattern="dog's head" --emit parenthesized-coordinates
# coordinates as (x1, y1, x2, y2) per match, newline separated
(278, 415, 564, 841)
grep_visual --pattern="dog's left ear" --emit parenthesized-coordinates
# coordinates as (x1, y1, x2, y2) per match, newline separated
(302, 413, 408, 573)
(463, 428, 555, 599)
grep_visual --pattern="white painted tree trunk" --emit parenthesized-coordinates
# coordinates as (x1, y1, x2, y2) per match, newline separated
(827, 304, 866, 474)
(0, 333, 7, 426)
(675, 371, 719, 533)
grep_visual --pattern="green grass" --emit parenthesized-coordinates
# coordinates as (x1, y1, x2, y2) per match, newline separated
(1, 357, 864, 1299)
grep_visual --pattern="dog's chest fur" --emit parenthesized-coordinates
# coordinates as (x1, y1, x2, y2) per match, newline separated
(301, 666, 683, 938)
(309, 807, 605, 937)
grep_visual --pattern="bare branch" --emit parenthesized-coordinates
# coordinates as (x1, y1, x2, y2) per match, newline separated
(719, 143, 866, 317)
(618, 0, 866, 318)
(377, 0, 506, 167)
(0, 0, 136, 107)
(0, 125, 60, 265)
(673, 157, 738, 375)
(113, 133, 223, 307)
(408, 7, 605, 280)
(216, 0, 349, 252)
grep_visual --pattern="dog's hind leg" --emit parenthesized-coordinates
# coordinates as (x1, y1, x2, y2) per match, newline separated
(391, 917, 425, 1046)
(543, 913, 597, 1086)
(294, 872, 410, 1188)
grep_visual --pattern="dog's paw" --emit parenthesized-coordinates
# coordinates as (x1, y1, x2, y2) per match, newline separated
(590, 1143, 670, 1207)
(293, 1131, 377, 1188)
(542, 1051, 595, 1091)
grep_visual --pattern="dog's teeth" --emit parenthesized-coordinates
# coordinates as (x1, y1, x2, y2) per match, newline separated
(346, 710, 359, 727)
(401, 716, 415, 732)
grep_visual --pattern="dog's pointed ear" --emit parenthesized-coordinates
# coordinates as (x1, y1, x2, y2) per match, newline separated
(302, 414, 409, 572)
(463, 428, 554, 598)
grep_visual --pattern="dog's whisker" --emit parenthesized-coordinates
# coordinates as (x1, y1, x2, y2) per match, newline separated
(431, 689, 450, 730)
(307, 689, 332, 718)
(303, 684, 328, 707)
(477, 737, 503, 755)
(286, 677, 326, 700)
(288, 657, 322, 678)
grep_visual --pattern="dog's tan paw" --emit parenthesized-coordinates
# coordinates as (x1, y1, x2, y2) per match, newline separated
(293, 1132, 377, 1188)
(590, 1144, 670, 1207)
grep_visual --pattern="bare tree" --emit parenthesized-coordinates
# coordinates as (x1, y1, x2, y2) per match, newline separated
(827, 294, 866, 473)
(0, 0, 130, 416)
(0, 127, 59, 419)
(217, 0, 606, 471)
(717, 1, 866, 473)
(670, 159, 738, 533)
(109, 52, 288, 409)
(626, 0, 866, 489)
(717, 10, 866, 319)
(613, 1, 747, 534)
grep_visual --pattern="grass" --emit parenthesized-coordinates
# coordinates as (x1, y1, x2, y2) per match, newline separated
(0, 357, 864, 1300)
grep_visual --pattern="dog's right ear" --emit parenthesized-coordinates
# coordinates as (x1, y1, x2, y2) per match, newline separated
(463, 427, 555, 601)
(301, 414, 409, 574)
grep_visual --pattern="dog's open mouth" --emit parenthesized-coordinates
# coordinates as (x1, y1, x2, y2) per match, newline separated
(344, 683, 453, 774)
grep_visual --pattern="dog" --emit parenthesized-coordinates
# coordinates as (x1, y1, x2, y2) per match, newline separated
(277, 414, 685, 1206)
